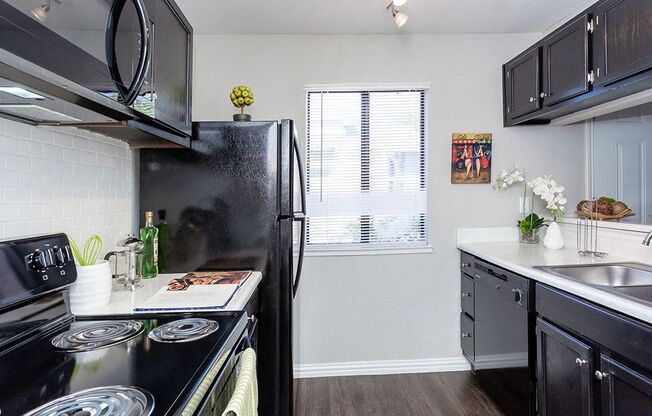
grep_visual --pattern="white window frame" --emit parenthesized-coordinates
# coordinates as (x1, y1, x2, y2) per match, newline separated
(303, 83, 431, 255)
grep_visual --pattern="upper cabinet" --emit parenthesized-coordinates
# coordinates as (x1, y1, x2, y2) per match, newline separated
(503, 0, 652, 126)
(504, 47, 542, 119)
(542, 14, 591, 107)
(593, 0, 652, 87)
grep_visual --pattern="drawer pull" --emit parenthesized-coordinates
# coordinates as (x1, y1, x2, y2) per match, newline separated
(462, 292, 471, 297)
(462, 332, 472, 338)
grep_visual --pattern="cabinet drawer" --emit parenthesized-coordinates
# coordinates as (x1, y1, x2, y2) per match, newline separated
(461, 274, 474, 317)
(461, 313, 475, 361)
(460, 252, 475, 276)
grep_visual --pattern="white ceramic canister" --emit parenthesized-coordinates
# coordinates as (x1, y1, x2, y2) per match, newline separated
(69, 260, 112, 314)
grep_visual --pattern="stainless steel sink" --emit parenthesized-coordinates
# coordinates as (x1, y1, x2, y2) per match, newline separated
(536, 262, 652, 305)
(539, 263, 652, 287)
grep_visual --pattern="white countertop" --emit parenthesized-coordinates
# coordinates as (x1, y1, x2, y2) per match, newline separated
(457, 241, 652, 324)
(76, 271, 262, 316)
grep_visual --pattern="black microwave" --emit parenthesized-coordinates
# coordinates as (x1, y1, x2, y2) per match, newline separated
(0, 0, 192, 140)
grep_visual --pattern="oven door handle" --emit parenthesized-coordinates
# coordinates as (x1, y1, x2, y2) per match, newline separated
(106, 0, 151, 105)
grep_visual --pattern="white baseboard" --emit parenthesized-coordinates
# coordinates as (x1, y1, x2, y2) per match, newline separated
(294, 357, 471, 379)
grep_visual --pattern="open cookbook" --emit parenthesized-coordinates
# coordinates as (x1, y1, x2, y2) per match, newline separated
(133, 271, 252, 312)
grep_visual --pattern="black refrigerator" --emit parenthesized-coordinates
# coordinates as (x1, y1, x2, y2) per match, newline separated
(139, 120, 305, 416)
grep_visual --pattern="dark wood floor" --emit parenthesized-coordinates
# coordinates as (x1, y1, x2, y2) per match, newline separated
(294, 371, 506, 416)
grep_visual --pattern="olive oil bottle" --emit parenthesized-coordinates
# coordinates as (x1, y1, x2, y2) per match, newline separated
(140, 211, 159, 278)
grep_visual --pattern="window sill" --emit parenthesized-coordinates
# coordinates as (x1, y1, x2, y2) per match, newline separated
(304, 246, 434, 257)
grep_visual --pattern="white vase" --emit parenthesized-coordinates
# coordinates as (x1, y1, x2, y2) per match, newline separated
(69, 260, 112, 314)
(543, 220, 565, 250)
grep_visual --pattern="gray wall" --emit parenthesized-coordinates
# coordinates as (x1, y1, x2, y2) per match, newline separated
(192, 34, 587, 372)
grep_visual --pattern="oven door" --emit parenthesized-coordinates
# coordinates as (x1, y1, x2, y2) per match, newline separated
(1, 0, 152, 110)
(185, 316, 257, 416)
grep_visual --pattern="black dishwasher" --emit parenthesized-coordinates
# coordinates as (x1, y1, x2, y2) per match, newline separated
(473, 259, 535, 416)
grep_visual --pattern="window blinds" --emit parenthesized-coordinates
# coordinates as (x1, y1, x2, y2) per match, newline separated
(305, 89, 427, 249)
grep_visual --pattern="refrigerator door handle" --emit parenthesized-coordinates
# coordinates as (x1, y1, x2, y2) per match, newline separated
(293, 133, 306, 216)
(293, 215, 306, 298)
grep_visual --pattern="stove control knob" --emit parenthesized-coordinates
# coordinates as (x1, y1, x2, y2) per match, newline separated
(63, 245, 74, 262)
(30, 250, 48, 271)
(54, 246, 67, 266)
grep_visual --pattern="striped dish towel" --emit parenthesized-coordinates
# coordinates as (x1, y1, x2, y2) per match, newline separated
(223, 348, 258, 416)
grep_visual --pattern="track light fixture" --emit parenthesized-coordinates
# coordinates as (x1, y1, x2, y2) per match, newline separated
(31, 0, 61, 23)
(387, 1, 409, 29)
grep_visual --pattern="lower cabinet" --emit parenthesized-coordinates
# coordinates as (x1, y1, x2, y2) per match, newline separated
(536, 284, 652, 416)
(599, 355, 652, 415)
(536, 318, 593, 416)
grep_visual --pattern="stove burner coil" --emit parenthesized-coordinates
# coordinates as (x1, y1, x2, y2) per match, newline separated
(52, 321, 144, 352)
(148, 318, 219, 343)
(23, 386, 154, 416)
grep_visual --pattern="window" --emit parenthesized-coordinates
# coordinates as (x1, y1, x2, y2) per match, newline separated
(305, 86, 427, 250)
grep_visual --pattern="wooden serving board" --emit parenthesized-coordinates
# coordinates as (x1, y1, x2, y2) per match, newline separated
(576, 208, 635, 222)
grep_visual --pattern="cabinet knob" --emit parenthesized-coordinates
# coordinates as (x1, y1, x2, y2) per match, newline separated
(462, 333, 472, 338)
(529, 97, 535, 103)
(595, 371, 608, 380)
(462, 262, 472, 268)
(540, 92, 549, 98)
(462, 292, 471, 297)
(575, 358, 588, 367)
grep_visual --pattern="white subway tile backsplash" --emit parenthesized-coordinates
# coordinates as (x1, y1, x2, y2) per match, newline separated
(42, 144, 64, 160)
(5, 154, 31, 172)
(4, 188, 31, 203)
(63, 148, 81, 162)
(0, 124, 134, 254)
(0, 170, 18, 187)
(31, 127, 53, 143)
(52, 131, 73, 147)
(5, 120, 31, 139)
(32, 158, 55, 174)
(18, 205, 42, 220)
(0, 206, 17, 222)
(19, 172, 44, 188)
(0, 136, 18, 154)
(18, 140, 43, 157)
(72, 136, 90, 151)
(4, 221, 30, 238)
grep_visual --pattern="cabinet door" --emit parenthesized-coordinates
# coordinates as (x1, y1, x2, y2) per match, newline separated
(461, 312, 474, 362)
(504, 47, 542, 119)
(593, 0, 652, 86)
(536, 319, 593, 416)
(599, 355, 652, 415)
(542, 14, 591, 106)
(153, 0, 192, 135)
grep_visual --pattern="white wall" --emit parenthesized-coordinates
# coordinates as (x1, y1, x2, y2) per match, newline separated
(0, 120, 134, 256)
(193, 34, 587, 373)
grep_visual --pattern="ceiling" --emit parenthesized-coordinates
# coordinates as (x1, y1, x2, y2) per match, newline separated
(176, 0, 593, 35)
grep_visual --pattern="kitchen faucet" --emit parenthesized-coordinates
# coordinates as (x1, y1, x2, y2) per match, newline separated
(642, 230, 652, 246)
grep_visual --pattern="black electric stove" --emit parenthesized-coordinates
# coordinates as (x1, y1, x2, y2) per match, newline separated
(0, 234, 248, 416)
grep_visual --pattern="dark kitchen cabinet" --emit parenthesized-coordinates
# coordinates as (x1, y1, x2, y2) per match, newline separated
(599, 355, 652, 415)
(542, 14, 591, 106)
(151, 0, 192, 135)
(537, 283, 652, 416)
(593, 0, 652, 87)
(504, 47, 542, 120)
(502, 0, 652, 126)
(536, 318, 593, 416)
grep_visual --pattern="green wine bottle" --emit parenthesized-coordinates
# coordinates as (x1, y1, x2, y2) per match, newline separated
(140, 211, 159, 278)
(157, 209, 170, 273)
